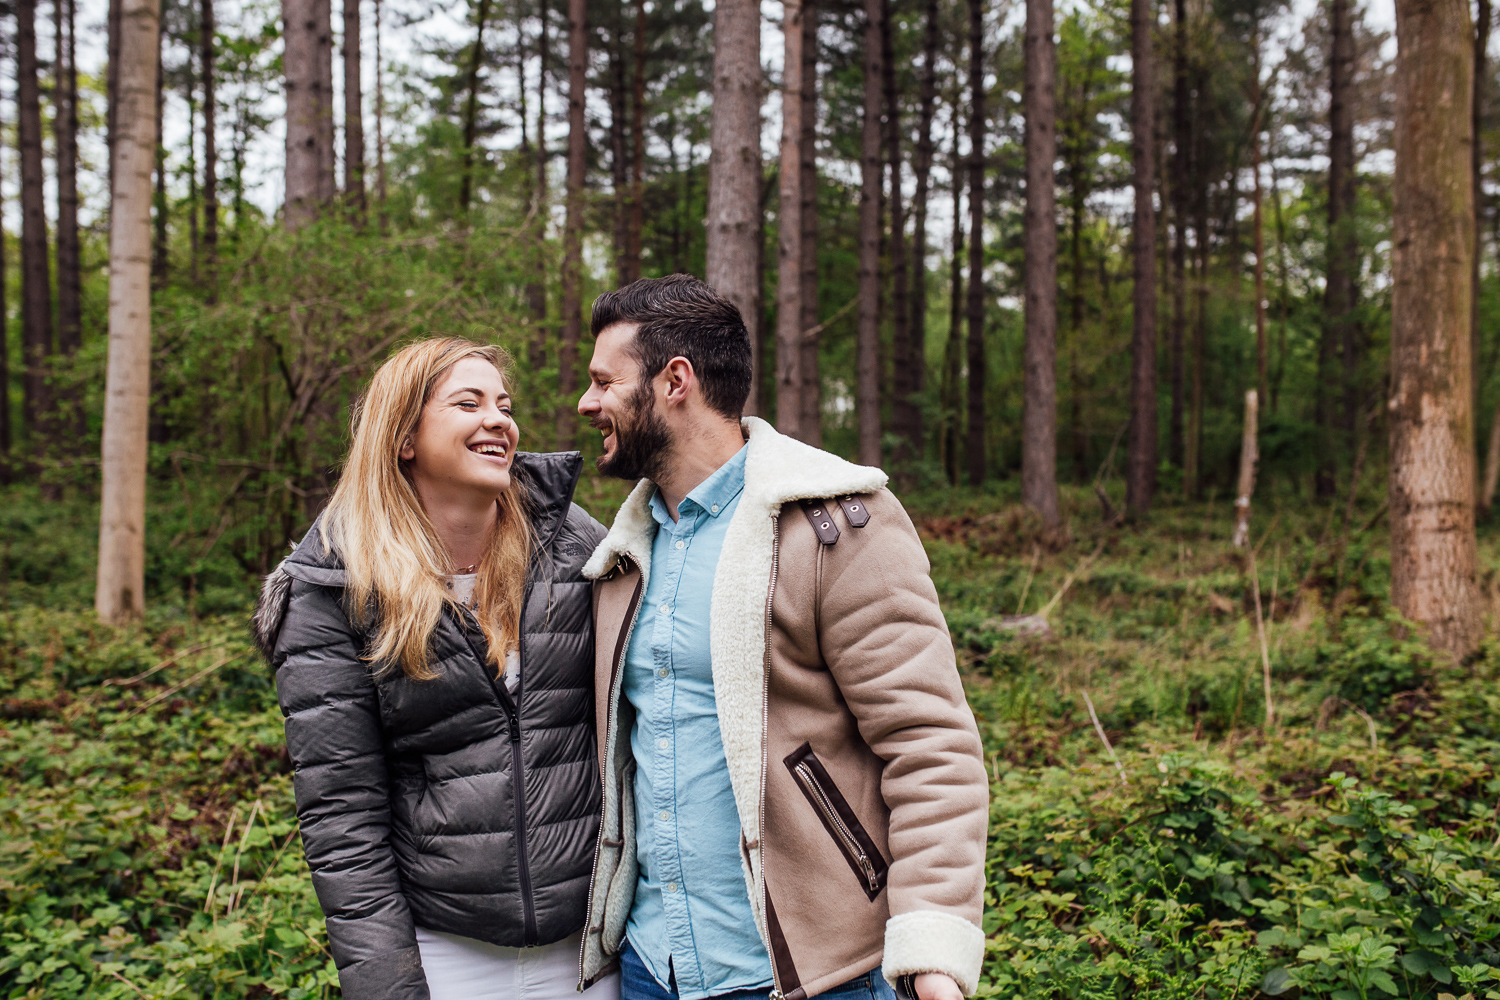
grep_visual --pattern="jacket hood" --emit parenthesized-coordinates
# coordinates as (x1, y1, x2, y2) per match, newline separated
(253, 450, 584, 657)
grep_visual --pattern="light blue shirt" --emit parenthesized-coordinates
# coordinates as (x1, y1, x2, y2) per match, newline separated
(622, 445, 774, 999)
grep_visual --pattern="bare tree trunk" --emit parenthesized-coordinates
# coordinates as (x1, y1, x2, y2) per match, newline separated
(908, 0, 938, 459)
(776, 0, 805, 439)
(856, 0, 883, 466)
(343, 0, 364, 219)
(459, 0, 493, 214)
(1252, 32, 1267, 416)
(1475, 0, 1491, 504)
(0, 113, 9, 481)
(798, 0, 821, 446)
(1125, 0, 1156, 519)
(284, 0, 335, 226)
(152, 36, 167, 282)
(607, 14, 629, 278)
(1168, 0, 1188, 470)
(1390, 0, 1481, 656)
(964, 0, 986, 486)
(1321, 0, 1356, 497)
(375, 0, 387, 211)
(526, 0, 550, 371)
(1231, 389, 1258, 547)
(56, 0, 81, 355)
(883, 0, 914, 466)
(18, 0, 54, 444)
(944, 112, 964, 486)
(202, 0, 219, 287)
(627, 0, 645, 281)
(704, 0, 762, 414)
(109, 0, 122, 211)
(1186, 171, 1206, 498)
(1022, 0, 1059, 525)
(97, 0, 161, 622)
(558, 0, 586, 449)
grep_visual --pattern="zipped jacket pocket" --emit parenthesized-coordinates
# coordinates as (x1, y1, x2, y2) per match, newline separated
(783, 742, 889, 900)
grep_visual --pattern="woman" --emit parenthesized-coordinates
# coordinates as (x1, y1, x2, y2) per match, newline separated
(253, 338, 615, 1000)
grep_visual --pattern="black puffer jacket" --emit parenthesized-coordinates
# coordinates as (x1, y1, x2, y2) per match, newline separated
(252, 452, 607, 1000)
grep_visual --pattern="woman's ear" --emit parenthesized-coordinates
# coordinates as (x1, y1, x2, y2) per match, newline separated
(399, 436, 415, 462)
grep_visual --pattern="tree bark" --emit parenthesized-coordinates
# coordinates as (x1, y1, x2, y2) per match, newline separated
(526, 0, 549, 371)
(343, 0, 364, 218)
(883, 0, 914, 466)
(1022, 0, 1059, 524)
(1125, 0, 1157, 519)
(202, 0, 219, 284)
(627, 0, 646, 282)
(943, 106, 964, 486)
(56, 0, 81, 356)
(608, 12, 629, 278)
(284, 0, 335, 226)
(152, 35, 166, 282)
(965, 0, 986, 486)
(1168, 0, 1188, 470)
(109, 0, 122, 211)
(558, 0, 586, 449)
(1474, 0, 1491, 503)
(1321, 0, 1356, 497)
(776, 0, 805, 439)
(97, 0, 161, 622)
(459, 0, 493, 214)
(908, 0, 938, 458)
(375, 0, 387, 210)
(856, 0, 883, 466)
(1252, 31, 1267, 417)
(704, 0, 762, 414)
(0, 98, 9, 479)
(18, 0, 54, 443)
(1231, 389, 1258, 548)
(1389, 0, 1481, 656)
(798, 0, 821, 446)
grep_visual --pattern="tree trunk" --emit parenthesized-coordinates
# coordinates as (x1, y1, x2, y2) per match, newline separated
(202, 0, 219, 286)
(526, 0, 549, 371)
(607, 11, 629, 278)
(856, 0, 883, 467)
(944, 113, 964, 486)
(153, 35, 167, 280)
(97, 0, 161, 622)
(558, 0, 586, 449)
(1321, 0, 1356, 497)
(1475, 0, 1491, 504)
(883, 0, 913, 466)
(343, 0, 364, 218)
(1389, 0, 1481, 656)
(56, 0, 81, 356)
(704, 0, 761, 414)
(1125, 0, 1156, 519)
(908, 0, 938, 459)
(1271, 150, 1291, 415)
(1168, 0, 1188, 470)
(459, 0, 493, 214)
(1231, 389, 1258, 547)
(627, 0, 646, 282)
(0, 101, 9, 480)
(284, 0, 335, 226)
(798, 0, 820, 446)
(1022, 0, 1059, 524)
(375, 0, 387, 210)
(18, 0, 54, 444)
(109, 0, 122, 212)
(776, 0, 805, 439)
(965, 0, 986, 486)
(1252, 32, 1267, 416)
(185, 54, 200, 279)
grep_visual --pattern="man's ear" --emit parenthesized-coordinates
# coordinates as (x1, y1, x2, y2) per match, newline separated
(661, 356, 696, 408)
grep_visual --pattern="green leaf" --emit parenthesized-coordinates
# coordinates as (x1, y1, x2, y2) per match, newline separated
(1262, 968, 1296, 995)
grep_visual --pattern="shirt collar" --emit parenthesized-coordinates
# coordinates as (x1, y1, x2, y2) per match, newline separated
(647, 445, 749, 526)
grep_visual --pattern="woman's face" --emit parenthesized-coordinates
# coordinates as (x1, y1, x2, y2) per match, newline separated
(401, 357, 520, 504)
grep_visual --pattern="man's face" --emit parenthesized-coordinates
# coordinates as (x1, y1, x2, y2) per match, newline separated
(578, 322, 672, 481)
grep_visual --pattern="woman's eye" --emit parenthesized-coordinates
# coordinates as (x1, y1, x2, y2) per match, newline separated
(458, 401, 478, 410)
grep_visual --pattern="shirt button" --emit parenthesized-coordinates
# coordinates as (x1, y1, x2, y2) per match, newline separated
(657, 737, 670, 750)
(659, 810, 671, 822)
(666, 882, 678, 893)
(657, 667, 669, 678)
(710, 504, 719, 513)
(674, 539, 685, 550)
(661, 603, 672, 615)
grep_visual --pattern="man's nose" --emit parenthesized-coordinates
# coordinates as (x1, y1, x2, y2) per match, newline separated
(578, 384, 599, 415)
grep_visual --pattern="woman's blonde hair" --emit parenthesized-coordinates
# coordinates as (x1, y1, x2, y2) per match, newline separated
(321, 338, 534, 681)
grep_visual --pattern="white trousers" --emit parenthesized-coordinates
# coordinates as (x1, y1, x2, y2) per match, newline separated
(416, 927, 622, 1000)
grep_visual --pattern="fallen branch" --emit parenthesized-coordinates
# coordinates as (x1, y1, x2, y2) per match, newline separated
(1250, 547, 1275, 733)
(1080, 690, 1128, 785)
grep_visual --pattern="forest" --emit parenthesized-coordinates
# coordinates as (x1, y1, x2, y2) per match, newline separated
(1, 0, 1499, 992)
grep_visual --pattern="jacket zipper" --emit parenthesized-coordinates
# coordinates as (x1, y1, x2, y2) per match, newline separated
(791, 761, 880, 892)
(577, 561, 646, 989)
(761, 516, 785, 1000)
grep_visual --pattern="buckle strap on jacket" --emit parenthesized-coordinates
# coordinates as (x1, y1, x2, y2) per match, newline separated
(799, 495, 874, 546)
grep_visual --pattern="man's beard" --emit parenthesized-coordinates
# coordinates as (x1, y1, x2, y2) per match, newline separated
(592, 382, 672, 482)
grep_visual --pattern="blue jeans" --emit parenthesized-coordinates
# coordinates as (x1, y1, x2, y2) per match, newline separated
(620, 939, 898, 1000)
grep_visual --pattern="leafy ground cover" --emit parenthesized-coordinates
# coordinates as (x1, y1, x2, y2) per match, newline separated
(1, 482, 1498, 998)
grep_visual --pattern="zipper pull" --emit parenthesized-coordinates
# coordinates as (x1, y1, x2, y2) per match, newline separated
(858, 854, 879, 891)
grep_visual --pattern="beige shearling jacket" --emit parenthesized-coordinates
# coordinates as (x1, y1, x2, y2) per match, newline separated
(578, 417, 989, 999)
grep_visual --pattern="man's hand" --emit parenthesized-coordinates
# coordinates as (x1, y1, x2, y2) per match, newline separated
(913, 973, 964, 1000)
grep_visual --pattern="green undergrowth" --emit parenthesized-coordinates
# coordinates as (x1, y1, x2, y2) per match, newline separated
(1, 484, 1499, 997)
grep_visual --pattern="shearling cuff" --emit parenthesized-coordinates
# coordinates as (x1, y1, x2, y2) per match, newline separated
(881, 910, 985, 996)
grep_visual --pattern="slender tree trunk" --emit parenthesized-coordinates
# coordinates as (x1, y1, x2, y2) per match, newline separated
(55, 0, 81, 355)
(1068, 157, 1087, 484)
(375, 0, 387, 210)
(1474, 0, 1491, 504)
(704, 0, 762, 414)
(1271, 153, 1291, 415)
(627, 0, 645, 281)
(1022, 0, 1059, 524)
(798, 0, 821, 446)
(965, 0, 986, 486)
(1389, 0, 1480, 656)
(317, 0, 335, 200)
(607, 12, 629, 278)
(558, 0, 586, 448)
(18, 0, 54, 445)
(185, 56, 200, 278)
(97, 0, 161, 622)
(1252, 33, 1267, 416)
(883, 0, 914, 465)
(202, 0, 219, 287)
(526, 0, 550, 372)
(1168, 0, 1188, 470)
(1186, 193, 1206, 498)
(284, 0, 335, 226)
(856, 0, 883, 466)
(908, 0, 938, 458)
(1232, 389, 1258, 547)
(944, 108, 964, 486)
(776, 0, 805, 439)
(1126, 0, 1157, 518)
(151, 33, 167, 281)
(459, 0, 493, 214)
(343, 0, 364, 218)
(0, 112, 9, 480)
(1321, 0, 1356, 497)
(109, 0, 122, 211)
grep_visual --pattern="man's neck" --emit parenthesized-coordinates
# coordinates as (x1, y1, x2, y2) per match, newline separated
(653, 419, 746, 521)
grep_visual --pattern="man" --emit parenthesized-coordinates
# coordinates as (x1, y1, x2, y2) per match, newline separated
(575, 275, 988, 1000)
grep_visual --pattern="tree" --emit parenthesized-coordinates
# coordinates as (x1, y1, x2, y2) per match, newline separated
(627, 0, 646, 282)
(856, 0, 883, 467)
(1168, 0, 1188, 471)
(97, 0, 161, 621)
(1125, 0, 1156, 519)
(17, 0, 54, 445)
(458, 0, 494, 214)
(1320, 0, 1357, 497)
(0, 106, 9, 482)
(798, 0, 821, 445)
(883, 0, 913, 466)
(776, 0, 805, 439)
(907, 0, 939, 462)
(284, 0, 335, 226)
(965, 0, 986, 485)
(343, 0, 364, 217)
(56, 0, 82, 356)
(704, 0, 761, 412)
(1388, 0, 1480, 655)
(558, 0, 586, 448)
(1022, 0, 1060, 525)
(202, 0, 220, 281)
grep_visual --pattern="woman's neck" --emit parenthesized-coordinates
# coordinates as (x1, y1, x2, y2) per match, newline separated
(421, 494, 499, 572)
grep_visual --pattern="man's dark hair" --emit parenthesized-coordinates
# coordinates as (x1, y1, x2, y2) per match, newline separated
(590, 274, 752, 421)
